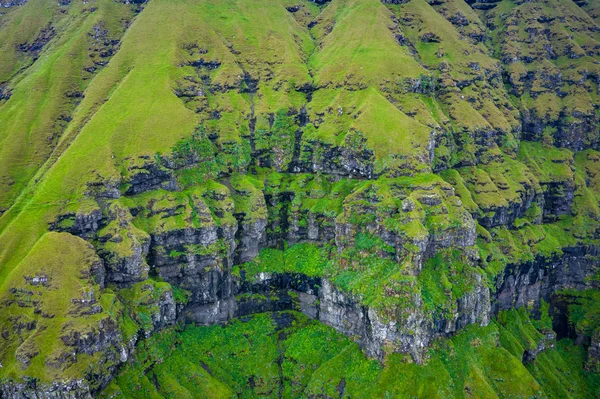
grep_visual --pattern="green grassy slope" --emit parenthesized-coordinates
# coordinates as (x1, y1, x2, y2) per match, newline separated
(0, 0, 434, 280)
(0, 232, 119, 384)
(310, 0, 425, 87)
(0, 0, 137, 213)
(480, 0, 600, 149)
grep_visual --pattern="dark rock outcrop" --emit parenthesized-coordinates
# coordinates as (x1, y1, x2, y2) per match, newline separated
(522, 331, 556, 363)
(1, 379, 92, 399)
(292, 138, 375, 179)
(0, 83, 11, 102)
(123, 156, 177, 195)
(542, 180, 575, 221)
(0, 0, 27, 7)
(97, 205, 151, 285)
(494, 246, 599, 314)
(17, 25, 55, 58)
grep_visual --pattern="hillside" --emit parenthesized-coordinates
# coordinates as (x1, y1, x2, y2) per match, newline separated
(0, 0, 599, 397)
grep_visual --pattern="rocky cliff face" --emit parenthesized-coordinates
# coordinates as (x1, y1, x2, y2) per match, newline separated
(36, 132, 598, 392)
(185, 269, 489, 363)
(587, 330, 600, 372)
(494, 246, 599, 314)
(1, 380, 92, 399)
(39, 157, 494, 366)
(0, 0, 599, 397)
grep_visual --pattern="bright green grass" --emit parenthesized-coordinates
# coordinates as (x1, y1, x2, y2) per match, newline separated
(233, 243, 331, 280)
(0, 0, 599, 392)
(310, 0, 426, 88)
(439, 145, 600, 281)
(176, 0, 315, 142)
(484, 0, 600, 140)
(0, 0, 136, 213)
(517, 141, 574, 184)
(0, 0, 57, 82)
(0, 0, 321, 284)
(386, 0, 521, 136)
(307, 88, 432, 173)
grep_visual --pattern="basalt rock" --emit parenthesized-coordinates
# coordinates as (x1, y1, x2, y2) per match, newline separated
(316, 278, 435, 362)
(494, 246, 599, 314)
(96, 204, 150, 285)
(38, 156, 594, 378)
(542, 180, 575, 221)
(335, 178, 477, 273)
(143, 201, 237, 304)
(184, 270, 490, 363)
(293, 131, 376, 179)
(262, 175, 341, 246)
(522, 330, 556, 363)
(59, 317, 122, 366)
(477, 195, 541, 228)
(0, 0, 27, 8)
(0, 233, 129, 398)
(522, 110, 600, 153)
(485, 0, 600, 152)
(287, 210, 337, 245)
(451, 273, 492, 332)
(235, 219, 268, 263)
(445, 160, 549, 229)
(235, 272, 321, 319)
(1, 379, 92, 399)
(122, 156, 177, 195)
(95, 172, 488, 362)
(121, 281, 178, 338)
(50, 203, 104, 239)
(17, 25, 55, 58)
(0, 83, 11, 102)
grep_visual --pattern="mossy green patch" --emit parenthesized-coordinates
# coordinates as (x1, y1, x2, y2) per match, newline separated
(234, 243, 330, 280)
